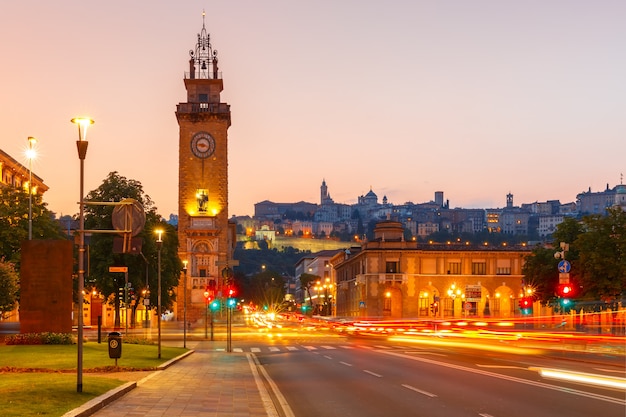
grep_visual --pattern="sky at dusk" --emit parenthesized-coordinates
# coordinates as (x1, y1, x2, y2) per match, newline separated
(1, 1, 624, 219)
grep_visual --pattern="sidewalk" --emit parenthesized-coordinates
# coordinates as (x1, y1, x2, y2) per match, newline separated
(66, 340, 279, 417)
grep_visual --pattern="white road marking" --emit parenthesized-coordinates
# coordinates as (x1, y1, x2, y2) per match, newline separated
(286, 346, 299, 351)
(303, 346, 316, 350)
(233, 348, 243, 353)
(268, 347, 280, 352)
(340, 361, 353, 367)
(401, 384, 437, 398)
(321, 345, 336, 350)
(323, 355, 333, 360)
(251, 347, 261, 353)
(364, 370, 382, 378)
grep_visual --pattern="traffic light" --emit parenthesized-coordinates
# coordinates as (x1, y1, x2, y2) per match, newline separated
(430, 302, 438, 314)
(210, 299, 220, 311)
(227, 297, 237, 308)
(557, 284, 573, 297)
(519, 297, 533, 315)
(118, 287, 124, 302)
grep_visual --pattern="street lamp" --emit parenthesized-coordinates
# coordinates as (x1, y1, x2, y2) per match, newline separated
(26, 136, 37, 240)
(447, 283, 461, 317)
(71, 116, 94, 393)
(182, 260, 188, 349)
(155, 228, 163, 359)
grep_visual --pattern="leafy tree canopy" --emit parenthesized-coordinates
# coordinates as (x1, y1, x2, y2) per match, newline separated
(0, 186, 66, 266)
(0, 259, 19, 318)
(523, 207, 626, 309)
(84, 172, 181, 324)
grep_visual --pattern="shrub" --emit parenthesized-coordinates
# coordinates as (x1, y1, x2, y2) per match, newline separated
(122, 336, 155, 345)
(5, 332, 75, 345)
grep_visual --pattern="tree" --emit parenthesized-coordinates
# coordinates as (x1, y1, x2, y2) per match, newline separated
(248, 270, 286, 312)
(298, 272, 320, 313)
(521, 245, 559, 305)
(0, 186, 66, 266)
(84, 172, 181, 326)
(0, 260, 19, 318)
(575, 207, 626, 304)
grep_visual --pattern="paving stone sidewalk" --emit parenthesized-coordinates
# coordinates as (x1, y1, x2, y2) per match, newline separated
(68, 341, 278, 417)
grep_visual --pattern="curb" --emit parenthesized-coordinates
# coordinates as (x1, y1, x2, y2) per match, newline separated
(62, 350, 195, 417)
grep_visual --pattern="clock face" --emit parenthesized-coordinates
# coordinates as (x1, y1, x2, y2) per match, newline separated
(191, 132, 215, 159)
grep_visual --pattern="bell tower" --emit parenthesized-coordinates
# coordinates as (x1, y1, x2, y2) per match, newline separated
(176, 13, 235, 322)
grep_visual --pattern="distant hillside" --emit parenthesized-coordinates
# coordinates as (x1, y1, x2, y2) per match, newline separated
(237, 235, 356, 252)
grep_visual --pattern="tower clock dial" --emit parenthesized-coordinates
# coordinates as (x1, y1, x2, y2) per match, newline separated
(191, 132, 215, 159)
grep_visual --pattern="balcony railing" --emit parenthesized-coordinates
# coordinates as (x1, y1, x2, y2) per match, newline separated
(176, 103, 230, 114)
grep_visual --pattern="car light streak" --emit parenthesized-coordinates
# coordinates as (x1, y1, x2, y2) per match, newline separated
(531, 367, 626, 390)
(389, 336, 544, 355)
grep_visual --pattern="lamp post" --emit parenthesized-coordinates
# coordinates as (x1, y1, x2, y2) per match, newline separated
(71, 116, 94, 393)
(26, 136, 37, 240)
(182, 260, 188, 349)
(447, 283, 461, 318)
(155, 229, 163, 359)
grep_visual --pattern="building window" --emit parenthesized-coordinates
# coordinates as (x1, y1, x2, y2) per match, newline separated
(199, 268, 207, 277)
(496, 267, 511, 275)
(448, 262, 461, 274)
(472, 262, 487, 275)
(385, 261, 398, 273)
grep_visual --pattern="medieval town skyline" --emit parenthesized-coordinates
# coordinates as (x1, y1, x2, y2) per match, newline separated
(1, 2, 624, 218)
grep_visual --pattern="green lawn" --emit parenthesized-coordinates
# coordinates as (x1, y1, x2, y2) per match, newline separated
(0, 342, 188, 416)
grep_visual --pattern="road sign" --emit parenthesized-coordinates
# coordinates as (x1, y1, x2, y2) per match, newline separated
(109, 266, 128, 273)
(557, 260, 571, 273)
(464, 302, 472, 311)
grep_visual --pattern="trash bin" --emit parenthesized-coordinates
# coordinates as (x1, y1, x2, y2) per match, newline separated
(108, 332, 122, 359)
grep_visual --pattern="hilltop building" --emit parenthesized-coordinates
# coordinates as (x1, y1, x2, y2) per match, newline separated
(0, 149, 48, 196)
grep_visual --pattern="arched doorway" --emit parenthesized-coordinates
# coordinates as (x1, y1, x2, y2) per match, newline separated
(382, 287, 402, 318)
(492, 286, 514, 318)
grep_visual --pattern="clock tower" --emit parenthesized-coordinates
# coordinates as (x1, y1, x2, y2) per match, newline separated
(176, 15, 235, 322)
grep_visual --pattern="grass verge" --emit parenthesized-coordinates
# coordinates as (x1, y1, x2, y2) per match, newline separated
(0, 342, 188, 416)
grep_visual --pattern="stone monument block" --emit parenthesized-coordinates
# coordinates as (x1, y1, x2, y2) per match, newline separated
(20, 240, 73, 334)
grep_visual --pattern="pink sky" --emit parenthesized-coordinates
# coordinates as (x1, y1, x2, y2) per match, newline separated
(1, 1, 624, 218)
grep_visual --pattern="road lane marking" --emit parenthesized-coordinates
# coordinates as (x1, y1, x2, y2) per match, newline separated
(323, 355, 333, 360)
(251, 347, 261, 353)
(340, 361, 353, 367)
(478, 414, 494, 417)
(364, 370, 383, 378)
(303, 346, 316, 350)
(233, 348, 243, 353)
(268, 347, 280, 352)
(321, 345, 336, 350)
(286, 346, 298, 351)
(339, 345, 354, 349)
(377, 350, 626, 406)
(402, 384, 437, 397)
(247, 354, 282, 417)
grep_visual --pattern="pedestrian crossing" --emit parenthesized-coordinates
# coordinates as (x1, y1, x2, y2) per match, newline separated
(224, 344, 394, 354)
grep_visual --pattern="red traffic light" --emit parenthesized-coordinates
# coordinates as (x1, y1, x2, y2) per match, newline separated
(558, 284, 573, 297)
(519, 297, 532, 308)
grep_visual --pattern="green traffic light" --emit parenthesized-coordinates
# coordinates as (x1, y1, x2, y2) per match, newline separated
(210, 300, 220, 311)
(227, 297, 236, 308)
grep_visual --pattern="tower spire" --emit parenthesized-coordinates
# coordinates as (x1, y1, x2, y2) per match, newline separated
(188, 10, 219, 80)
